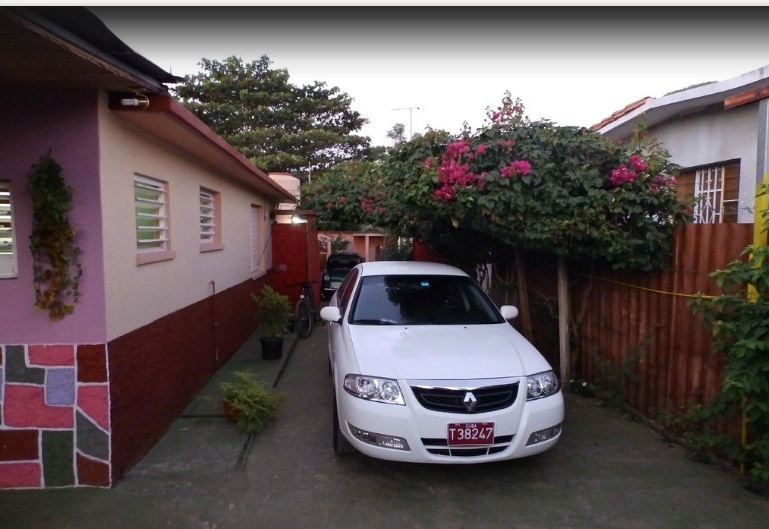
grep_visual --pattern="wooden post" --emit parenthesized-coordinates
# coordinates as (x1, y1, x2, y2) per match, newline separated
(557, 255, 570, 386)
(514, 249, 534, 342)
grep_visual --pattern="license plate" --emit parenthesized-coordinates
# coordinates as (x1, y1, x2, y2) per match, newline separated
(447, 422, 495, 446)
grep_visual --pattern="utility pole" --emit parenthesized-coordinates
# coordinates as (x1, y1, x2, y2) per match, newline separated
(392, 106, 420, 139)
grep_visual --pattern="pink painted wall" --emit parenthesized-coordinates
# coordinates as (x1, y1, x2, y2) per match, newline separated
(0, 88, 106, 344)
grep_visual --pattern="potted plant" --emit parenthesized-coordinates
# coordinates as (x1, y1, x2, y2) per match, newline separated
(220, 370, 282, 435)
(251, 284, 292, 360)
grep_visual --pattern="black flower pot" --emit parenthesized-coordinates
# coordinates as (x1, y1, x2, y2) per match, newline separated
(260, 336, 284, 361)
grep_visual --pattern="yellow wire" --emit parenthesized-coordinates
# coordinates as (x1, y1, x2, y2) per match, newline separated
(581, 275, 716, 300)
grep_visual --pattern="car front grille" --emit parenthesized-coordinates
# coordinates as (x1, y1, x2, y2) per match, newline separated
(421, 435, 515, 457)
(410, 382, 520, 414)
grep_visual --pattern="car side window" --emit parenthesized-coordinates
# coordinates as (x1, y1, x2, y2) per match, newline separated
(337, 268, 359, 313)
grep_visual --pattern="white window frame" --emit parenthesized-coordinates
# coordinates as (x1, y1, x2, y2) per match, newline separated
(0, 181, 18, 278)
(134, 174, 175, 265)
(200, 187, 223, 252)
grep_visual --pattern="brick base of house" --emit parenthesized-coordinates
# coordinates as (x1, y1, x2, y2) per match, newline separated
(0, 343, 111, 489)
(0, 276, 270, 490)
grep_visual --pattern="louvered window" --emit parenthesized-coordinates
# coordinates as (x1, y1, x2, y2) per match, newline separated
(200, 188, 216, 242)
(135, 175, 169, 251)
(0, 181, 17, 278)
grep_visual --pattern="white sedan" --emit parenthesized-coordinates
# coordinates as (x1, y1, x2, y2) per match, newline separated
(320, 261, 564, 463)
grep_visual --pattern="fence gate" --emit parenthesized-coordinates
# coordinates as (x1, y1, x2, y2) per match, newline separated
(270, 210, 320, 307)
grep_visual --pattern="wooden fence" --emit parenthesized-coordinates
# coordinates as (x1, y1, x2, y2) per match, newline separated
(574, 223, 754, 421)
(416, 223, 756, 424)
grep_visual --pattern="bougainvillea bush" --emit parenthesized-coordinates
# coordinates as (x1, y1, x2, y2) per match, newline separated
(302, 92, 689, 273)
(380, 93, 689, 272)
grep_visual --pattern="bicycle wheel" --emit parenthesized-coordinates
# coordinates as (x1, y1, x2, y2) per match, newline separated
(295, 298, 314, 338)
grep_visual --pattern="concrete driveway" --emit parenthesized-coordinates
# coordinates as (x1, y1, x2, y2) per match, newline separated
(2, 326, 768, 529)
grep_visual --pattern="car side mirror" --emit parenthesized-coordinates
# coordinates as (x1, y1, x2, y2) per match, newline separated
(500, 305, 519, 320)
(320, 306, 343, 324)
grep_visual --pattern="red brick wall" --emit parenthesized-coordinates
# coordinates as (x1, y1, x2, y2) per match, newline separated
(108, 275, 268, 481)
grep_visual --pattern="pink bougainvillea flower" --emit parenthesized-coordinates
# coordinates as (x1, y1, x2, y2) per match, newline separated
(445, 140, 471, 158)
(511, 160, 531, 175)
(432, 185, 456, 202)
(500, 160, 532, 178)
(422, 158, 433, 168)
(475, 144, 488, 156)
(628, 154, 649, 172)
(438, 158, 473, 186)
(610, 164, 637, 186)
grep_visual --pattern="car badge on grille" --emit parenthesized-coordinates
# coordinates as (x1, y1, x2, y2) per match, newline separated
(463, 391, 478, 413)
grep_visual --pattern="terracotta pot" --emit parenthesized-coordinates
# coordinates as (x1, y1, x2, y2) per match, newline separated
(222, 400, 241, 423)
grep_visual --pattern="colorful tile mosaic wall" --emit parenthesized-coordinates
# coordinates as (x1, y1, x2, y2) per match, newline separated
(0, 343, 111, 488)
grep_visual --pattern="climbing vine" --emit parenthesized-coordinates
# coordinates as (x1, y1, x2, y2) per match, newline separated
(28, 152, 82, 320)
(688, 185, 769, 493)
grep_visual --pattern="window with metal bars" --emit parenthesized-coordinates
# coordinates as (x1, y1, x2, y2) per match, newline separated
(676, 162, 740, 223)
(134, 174, 169, 252)
(0, 181, 17, 278)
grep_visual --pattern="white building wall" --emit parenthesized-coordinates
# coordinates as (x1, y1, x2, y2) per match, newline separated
(98, 97, 274, 340)
(648, 104, 759, 223)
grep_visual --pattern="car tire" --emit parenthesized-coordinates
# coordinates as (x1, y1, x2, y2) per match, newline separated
(333, 393, 356, 456)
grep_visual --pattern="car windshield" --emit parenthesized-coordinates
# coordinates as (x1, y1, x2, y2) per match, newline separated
(350, 274, 504, 325)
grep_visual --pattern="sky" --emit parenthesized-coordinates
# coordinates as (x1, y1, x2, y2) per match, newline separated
(90, 6, 769, 147)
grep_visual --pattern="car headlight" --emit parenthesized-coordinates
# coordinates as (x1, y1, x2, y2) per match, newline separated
(527, 370, 560, 400)
(323, 274, 330, 281)
(343, 374, 405, 405)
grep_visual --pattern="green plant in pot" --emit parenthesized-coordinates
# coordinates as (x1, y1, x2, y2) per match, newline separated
(220, 370, 282, 435)
(251, 284, 291, 360)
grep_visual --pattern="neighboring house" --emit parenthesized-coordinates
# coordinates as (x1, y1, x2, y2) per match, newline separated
(0, 7, 295, 488)
(269, 172, 301, 211)
(595, 64, 769, 225)
(318, 230, 386, 265)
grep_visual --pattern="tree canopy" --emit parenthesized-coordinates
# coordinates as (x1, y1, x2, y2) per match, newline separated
(173, 55, 372, 177)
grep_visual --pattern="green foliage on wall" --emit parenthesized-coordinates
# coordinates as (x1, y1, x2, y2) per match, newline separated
(28, 152, 82, 320)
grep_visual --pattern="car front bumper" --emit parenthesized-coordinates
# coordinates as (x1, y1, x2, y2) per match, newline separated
(336, 379, 564, 463)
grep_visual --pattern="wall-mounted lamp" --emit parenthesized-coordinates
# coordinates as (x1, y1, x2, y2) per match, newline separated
(119, 93, 150, 109)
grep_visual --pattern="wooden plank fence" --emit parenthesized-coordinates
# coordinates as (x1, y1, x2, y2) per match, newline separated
(415, 223, 756, 426)
(574, 223, 754, 421)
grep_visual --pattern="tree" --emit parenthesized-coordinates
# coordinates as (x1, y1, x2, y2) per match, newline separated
(299, 159, 392, 231)
(386, 123, 406, 145)
(173, 55, 372, 177)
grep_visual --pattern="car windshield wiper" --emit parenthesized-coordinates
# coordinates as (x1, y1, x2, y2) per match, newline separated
(352, 319, 398, 325)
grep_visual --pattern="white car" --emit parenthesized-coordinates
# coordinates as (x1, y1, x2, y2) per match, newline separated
(320, 261, 564, 463)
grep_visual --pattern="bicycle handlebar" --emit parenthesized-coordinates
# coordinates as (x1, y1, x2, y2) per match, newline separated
(285, 280, 319, 288)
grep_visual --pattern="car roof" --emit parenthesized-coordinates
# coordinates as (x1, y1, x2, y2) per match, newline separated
(357, 261, 467, 277)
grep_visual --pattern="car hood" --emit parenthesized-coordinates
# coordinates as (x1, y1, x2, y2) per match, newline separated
(346, 324, 551, 380)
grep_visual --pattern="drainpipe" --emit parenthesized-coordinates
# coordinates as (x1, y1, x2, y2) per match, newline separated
(209, 280, 219, 367)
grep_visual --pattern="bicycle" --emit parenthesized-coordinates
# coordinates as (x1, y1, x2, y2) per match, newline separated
(288, 280, 317, 338)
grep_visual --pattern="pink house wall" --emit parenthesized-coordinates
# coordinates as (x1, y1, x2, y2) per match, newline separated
(0, 87, 107, 344)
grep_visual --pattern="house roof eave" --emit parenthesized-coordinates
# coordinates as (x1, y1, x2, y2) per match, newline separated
(110, 93, 297, 203)
(596, 64, 769, 140)
(1, 7, 179, 92)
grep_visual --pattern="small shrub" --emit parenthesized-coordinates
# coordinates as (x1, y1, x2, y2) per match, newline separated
(221, 370, 283, 435)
